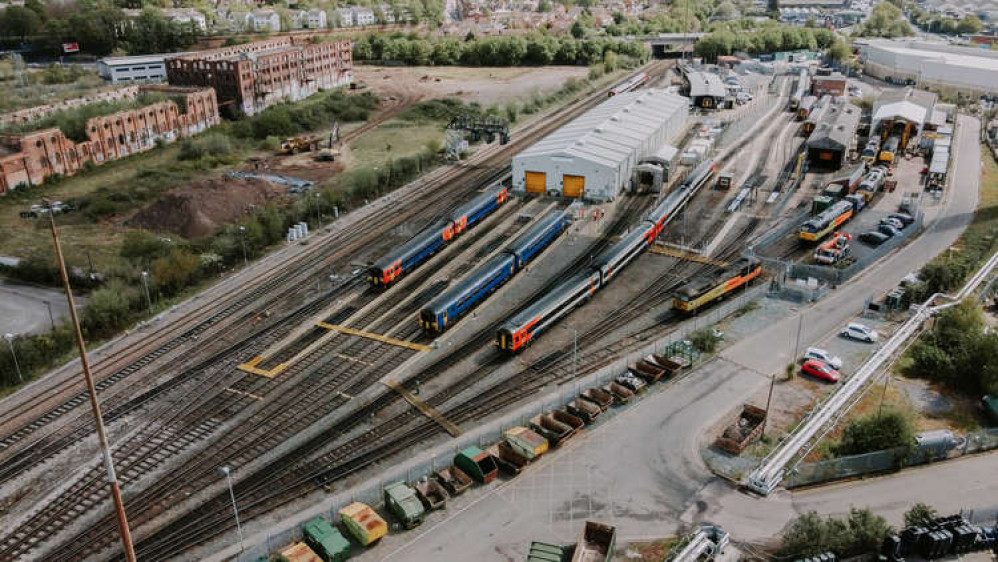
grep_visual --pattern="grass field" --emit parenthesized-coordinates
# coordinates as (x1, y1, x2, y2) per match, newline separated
(346, 119, 443, 170)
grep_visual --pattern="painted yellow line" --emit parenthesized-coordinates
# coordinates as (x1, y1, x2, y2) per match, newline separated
(236, 356, 288, 378)
(649, 245, 729, 267)
(316, 322, 432, 352)
(383, 379, 463, 437)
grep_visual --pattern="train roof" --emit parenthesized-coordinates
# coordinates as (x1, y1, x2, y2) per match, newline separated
(676, 257, 758, 298)
(450, 184, 505, 221)
(500, 269, 600, 330)
(371, 219, 450, 271)
(592, 221, 654, 268)
(423, 253, 515, 314)
(506, 209, 567, 255)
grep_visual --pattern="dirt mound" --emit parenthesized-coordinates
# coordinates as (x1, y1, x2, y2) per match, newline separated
(128, 176, 285, 238)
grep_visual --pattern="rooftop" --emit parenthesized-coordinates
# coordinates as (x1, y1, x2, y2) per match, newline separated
(516, 89, 689, 169)
(807, 102, 861, 151)
(687, 71, 727, 98)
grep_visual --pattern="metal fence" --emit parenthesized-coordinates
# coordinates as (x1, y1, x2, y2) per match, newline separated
(223, 288, 765, 562)
(786, 427, 998, 489)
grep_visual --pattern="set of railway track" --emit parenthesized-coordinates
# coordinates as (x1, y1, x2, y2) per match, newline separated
(0, 62, 673, 561)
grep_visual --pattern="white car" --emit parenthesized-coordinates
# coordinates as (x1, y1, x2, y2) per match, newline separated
(736, 92, 753, 104)
(803, 347, 843, 370)
(841, 322, 879, 343)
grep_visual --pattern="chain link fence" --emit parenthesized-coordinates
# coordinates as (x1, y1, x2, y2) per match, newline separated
(786, 427, 998, 489)
(224, 288, 764, 562)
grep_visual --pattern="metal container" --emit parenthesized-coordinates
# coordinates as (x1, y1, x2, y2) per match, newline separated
(504, 426, 549, 460)
(302, 517, 350, 562)
(384, 481, 426, 529)
(580, 387, 614, 410)
(567, 399, 602, 423)
(280, 542, 323, 562)
(434, 465, 473, 496)
(414, 478, 449, 511)
(454, 446, 498, 484)
(338, 502, 387, 546)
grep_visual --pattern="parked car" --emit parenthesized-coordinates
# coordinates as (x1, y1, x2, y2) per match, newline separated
(859, 231, 890, 246)
(841, 322, 878, 343)
(889, 212, 915, 226)
(801, 359, 840, 383)
(879, 217, 905, 230)
(803, 347, 843, 369)
(878, 223, 902, 237)
(736, 92, 753, 104)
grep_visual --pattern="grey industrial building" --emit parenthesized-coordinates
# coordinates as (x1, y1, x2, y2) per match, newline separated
(856, 39, 998, 96)
(805, 101, 861, 169)
(511, 89, 689, 202)
(686, 71, 728, 109)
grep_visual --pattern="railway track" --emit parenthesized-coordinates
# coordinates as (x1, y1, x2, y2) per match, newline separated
(1, 63, 673, 561)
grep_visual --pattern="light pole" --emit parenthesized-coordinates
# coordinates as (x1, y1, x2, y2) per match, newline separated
(4, 333, 22, 383)
(314, 192, 322, 225)
(44, 299, 55, 331)
(238, 226, 248, 267)
(219, 466, 244, 551)
(140, 271, 152, 314)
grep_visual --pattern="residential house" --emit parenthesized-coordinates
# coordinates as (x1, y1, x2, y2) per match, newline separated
(251, 9, 281, 32)
(291, 8, 327, 28)
(335, 6, 376, 27)
(166, 8, 208, 31)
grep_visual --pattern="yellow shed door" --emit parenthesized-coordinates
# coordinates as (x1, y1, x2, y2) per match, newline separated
(525, 171, 546, 193)
(563, 174, 585, 198)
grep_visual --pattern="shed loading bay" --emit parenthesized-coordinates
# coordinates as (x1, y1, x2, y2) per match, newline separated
(512, 89, 690, 202)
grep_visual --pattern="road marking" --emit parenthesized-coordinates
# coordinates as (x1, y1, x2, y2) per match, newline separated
(316, 322, 431, 352)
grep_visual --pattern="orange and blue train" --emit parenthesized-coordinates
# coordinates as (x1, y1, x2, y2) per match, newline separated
(367, 184, 509, 288)
(419, 210, 568, 333)
(496, 159, 717, 353)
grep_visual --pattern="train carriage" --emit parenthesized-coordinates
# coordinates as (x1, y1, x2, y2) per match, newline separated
(420, 254, 516, 332)
(496, 270, 601, 352)
(608, 72, 648, 97)
(796, 96, 817, 121)
(673, 257, 762, 313)
(646, 159, 716, 237)
(799, 200, 854, 242)
(450, 184, 509, 235)
(368, 219, 455, 287)
(592, 221, 656, 284)
(419, 210, 568, 332)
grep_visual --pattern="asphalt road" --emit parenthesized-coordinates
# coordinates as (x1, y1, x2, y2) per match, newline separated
(0, 281, 75, 336)
(364, 116, 991, 561)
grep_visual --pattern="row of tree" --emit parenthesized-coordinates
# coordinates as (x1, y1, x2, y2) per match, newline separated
(905, 299, 998, 397)
(908, 7, 983, 35)
(854, 2, 913, 38)
(0, 2, 201, 57)
(781, 503, 944, 559)
(353, 31, 649, 67)
(694, 21, 839, 61)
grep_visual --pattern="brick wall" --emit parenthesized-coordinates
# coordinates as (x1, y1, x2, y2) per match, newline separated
(166, 37, 353, 116)
(0, 86, 142, 128)
(0, 86, 220, 194)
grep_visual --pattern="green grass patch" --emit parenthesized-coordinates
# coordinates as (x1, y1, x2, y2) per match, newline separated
(348, 119, 443, 170)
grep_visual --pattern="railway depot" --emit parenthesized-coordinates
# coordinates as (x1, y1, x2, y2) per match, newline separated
(511, 89, 689, 201)
(3, 51, 996, 562)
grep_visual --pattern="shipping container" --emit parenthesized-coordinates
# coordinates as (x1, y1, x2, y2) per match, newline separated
(339, 502, 388, 546)
(434, 465, 473, 496)
(384, 482, 426, 529)
(454, 446, 499, 483)
(570, 521, 616, 562)
(302, 517, 351, 562)
(504, 426, 549, 460)
(281, 542, 323, 562)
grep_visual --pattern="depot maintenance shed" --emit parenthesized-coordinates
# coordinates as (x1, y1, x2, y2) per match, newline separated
(512, 89, 689, 202)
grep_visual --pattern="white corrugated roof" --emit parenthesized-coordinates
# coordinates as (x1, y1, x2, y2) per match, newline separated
(516, 89, 688, 169)
(687, 72, 728, 98)
(873, 101, 927, 127)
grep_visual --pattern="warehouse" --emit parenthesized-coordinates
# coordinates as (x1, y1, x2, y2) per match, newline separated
(857, 39, 998, 97)
(805, 101, 860, 169)
(871, 89, 936, 151)
(512, 89, 689, 202)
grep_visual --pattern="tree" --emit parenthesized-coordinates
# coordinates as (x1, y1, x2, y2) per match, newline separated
(904, 502, 938, 528)
(832, 408, 916, 457)
(84, 284, 133, 335)
(957, 15, 983, 35)
(848, 507, 893, 554)
(1, 6, 42, 40)
(828, 39, 852, 64)
(570, 20, 585, 39)
(782, 509, 891, 558)
(150, 248, 201, 296)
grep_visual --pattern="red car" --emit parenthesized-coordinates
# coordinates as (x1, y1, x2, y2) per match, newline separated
(801, 359, 840, 383)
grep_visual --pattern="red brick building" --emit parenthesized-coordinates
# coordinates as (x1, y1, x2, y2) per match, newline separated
(0, 86, 219, 194)
(166, 37, 353, 116)
(812, 72, 847, 97)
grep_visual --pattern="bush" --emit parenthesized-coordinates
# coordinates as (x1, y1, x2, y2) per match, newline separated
(83, 282, 134, 336)
(832, 408, 916, 457)
(150, 248, 202, 296)
(904, 502, 939, 528)
(178, 133, 235, 161)
(903, 300, 998, 396)
(233, 90, 378, 141)
(120, 230, 171, 263)
(782, 508, 892, 558)
(688, 329, 719, 354)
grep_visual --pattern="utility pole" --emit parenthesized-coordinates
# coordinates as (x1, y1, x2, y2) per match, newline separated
(47, 208, 136, 562)
(762, 374, 776, 437)
(792, 313, 805, 361)
(141, 271, 152, 313)
(4, 333, 21, 383)
(238, 226, 248, 267)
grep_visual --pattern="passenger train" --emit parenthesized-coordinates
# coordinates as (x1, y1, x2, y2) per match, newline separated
(673, 257, 762, 313)
(788, 69, 809, 111)
(799, 199, 854, 242)
(368, 185, 509, 288)
(419, 210, 568, 332)
(608, 72, 649, 97)
(495, 160, 717, 353)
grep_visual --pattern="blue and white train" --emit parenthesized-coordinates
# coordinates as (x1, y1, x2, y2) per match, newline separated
(419, 210, 569, 332)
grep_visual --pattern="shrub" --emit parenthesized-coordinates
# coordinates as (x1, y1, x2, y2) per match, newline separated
(832, 408, 916, 457)
(688, 329, 719, 354)
(904, 502, 939, 528)
(782, 508, 892, 558)
(83, 282, 134, 336)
